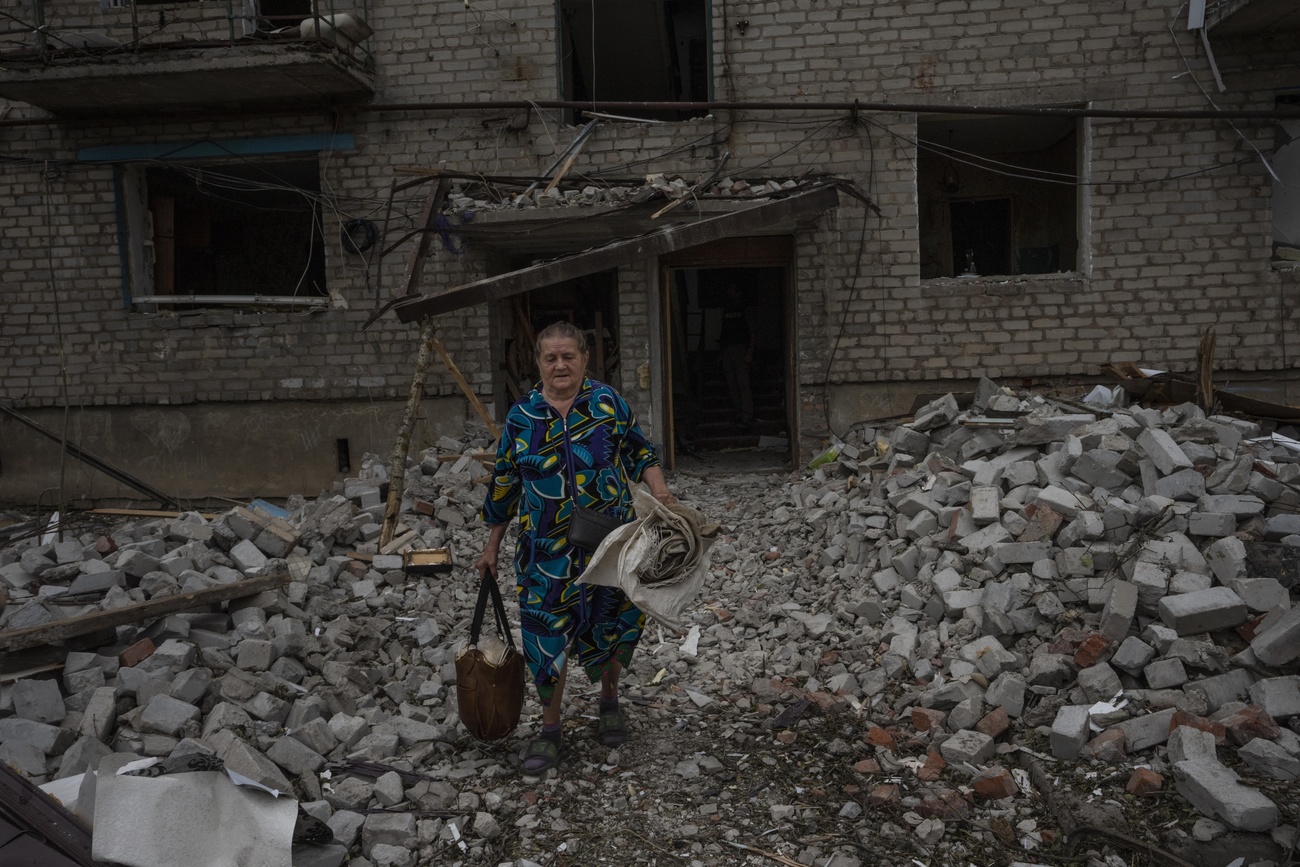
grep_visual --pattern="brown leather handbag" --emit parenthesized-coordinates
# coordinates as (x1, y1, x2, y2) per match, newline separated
(455, 570, 525, 741)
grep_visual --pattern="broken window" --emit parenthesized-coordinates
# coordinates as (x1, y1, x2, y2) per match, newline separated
(558, 0, 709, 122)
(917, 115, 1079, 279)
(120, 159, 327, 307)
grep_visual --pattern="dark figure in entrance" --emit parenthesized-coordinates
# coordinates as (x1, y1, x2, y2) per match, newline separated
(719, 284, 756, 429)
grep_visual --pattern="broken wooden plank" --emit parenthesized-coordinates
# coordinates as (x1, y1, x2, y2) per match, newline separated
(91, 508, 219, 520)
(381, 318, 440, 548)
(0, 573, 288, 652)
(432, 335, 501, 441)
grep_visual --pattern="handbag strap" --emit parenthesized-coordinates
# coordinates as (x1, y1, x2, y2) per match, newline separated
(469, 569, 517, 652)
(558, 416, 583, 507)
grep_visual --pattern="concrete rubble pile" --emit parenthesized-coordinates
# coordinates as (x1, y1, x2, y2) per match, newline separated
(741, 378, 1300, 859)
(443, 173, 809, 215)
(0, 380, 1297, 866)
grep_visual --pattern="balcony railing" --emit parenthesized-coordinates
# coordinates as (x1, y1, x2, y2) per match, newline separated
(0, 0, 374, 71)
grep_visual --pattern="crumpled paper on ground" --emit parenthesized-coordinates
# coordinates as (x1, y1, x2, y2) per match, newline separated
(577, 488, 719, 630)
(92, 762, 297, 867)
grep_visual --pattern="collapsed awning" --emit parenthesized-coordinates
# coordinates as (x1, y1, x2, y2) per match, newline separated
(389, 181, 844, 322)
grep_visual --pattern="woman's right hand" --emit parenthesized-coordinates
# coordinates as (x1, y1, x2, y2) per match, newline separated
(474, 548, 498, 579)
(476, 523, 509, 580)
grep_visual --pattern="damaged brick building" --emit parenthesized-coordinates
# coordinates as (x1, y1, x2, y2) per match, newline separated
(2, 0, 1300, 503)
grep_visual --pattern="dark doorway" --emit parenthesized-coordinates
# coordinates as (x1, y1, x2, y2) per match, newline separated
(667, 266, 788, 460)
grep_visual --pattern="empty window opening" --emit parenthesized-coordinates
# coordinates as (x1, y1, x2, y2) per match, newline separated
(143, 159, 326, 304)
(1273, 95, 1300, 261)
(918, 115, 1078, 279)
(559, 0, 709, 122)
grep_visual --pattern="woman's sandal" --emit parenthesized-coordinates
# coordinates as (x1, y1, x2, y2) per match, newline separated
(522, 736, 562, 774)
(596, 707, 629, 747)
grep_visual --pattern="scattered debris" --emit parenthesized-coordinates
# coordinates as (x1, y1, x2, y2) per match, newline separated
(1, 379, 1299, 866)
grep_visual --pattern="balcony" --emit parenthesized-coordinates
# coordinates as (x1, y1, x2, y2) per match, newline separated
(0, 0, 374, 118)
(1204, 0, 1300, 37)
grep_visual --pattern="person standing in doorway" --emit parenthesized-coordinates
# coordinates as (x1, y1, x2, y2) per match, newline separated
(719, 283, 756, 429)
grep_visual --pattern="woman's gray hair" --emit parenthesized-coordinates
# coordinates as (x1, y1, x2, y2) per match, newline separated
(534, 321, 589, 359)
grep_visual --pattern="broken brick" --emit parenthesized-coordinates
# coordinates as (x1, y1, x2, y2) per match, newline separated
(852, 757, 880, 775)
(917, 751, 945, 782)
(1073, 633, 1114, 668)
(911, 707, 947, 732)
(866, 784, 900, 807)
(916, 788, 970, 820)
(864, 725, 896, 749)
(1125, 767, 1164, 797)
(972, 766, 1019, 800)
(119, 637, 156, 668)
(974, 706, 1010, 739)
(1220, 705, 1282, 746)
(1018, 504, 1064, 543)
(1081, 728, 1127, 762)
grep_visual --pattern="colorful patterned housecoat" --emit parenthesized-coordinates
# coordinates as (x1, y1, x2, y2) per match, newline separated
(481, 377, 660, 705)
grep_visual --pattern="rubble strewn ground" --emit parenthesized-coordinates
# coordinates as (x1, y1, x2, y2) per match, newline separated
(2, 378, 1299, 867)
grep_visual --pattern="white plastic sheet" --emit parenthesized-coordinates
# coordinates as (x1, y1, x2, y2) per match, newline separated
(92, 764, 297, 867)
(577, 488, 719, 631)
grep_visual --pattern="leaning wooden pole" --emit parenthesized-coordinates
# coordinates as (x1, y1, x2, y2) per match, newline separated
(381, 317, 439, 547)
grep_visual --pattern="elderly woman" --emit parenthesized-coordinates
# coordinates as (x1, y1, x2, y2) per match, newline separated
(475, 321, 676, 774)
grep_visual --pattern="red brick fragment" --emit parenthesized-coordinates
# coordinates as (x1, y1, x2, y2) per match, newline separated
(119, 637, 156, 668)
(867, 784, 900, 806)
(864, 725, 896, 749)
(911, 707, 947, 732)
(762, 549, 782, 562)
(972, 767, 1019, 800)
(852, 758, 881, 775)
(842, 784, 862, 796)
(413, 499, 436, 516)
(95, 535, 118, 556)
(1073, 633, 1114, 668)
(1236, 614, 1268, 644)
(916, 788, 970, 820)
(975, 706, 1010, 739)
(776, 731, 797, 745)
(917, 751, 946, 782)
(1125, 767, 1164, 797)
(1018, 504, 1063, 543)
(1220, 705, 1281, 746)
(1169, 711, 1226, 745)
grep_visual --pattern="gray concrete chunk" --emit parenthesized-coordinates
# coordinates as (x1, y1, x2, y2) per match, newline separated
(1158, 586, 1248, 635)
(229, 539, 268, 573)
(267, 735, 326, 776)
(1111, 707, 1178, 752)
(140, 694, 201, 737)
(1173, 760, 1279, 831)
(12, 678, 66, 725)
(1100, 581, 1138, 641)
(938, 729, 995, 765)
(1251, 604, 1300, 667)
(1248, 676, 1300, 720)
(1050, 705, 1091, 759)
(1239, 738, 1300, 781)
(1137, 427, 1193, 475)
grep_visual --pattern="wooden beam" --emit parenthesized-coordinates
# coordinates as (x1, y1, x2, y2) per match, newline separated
(397, 178, 451, 299)
(0, 573, 288, 652)
(391, 184, 840, 322)
(432, 335, 501, 441)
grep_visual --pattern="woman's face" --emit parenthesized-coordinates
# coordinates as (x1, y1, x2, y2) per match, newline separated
(537, 336, 587, 398)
